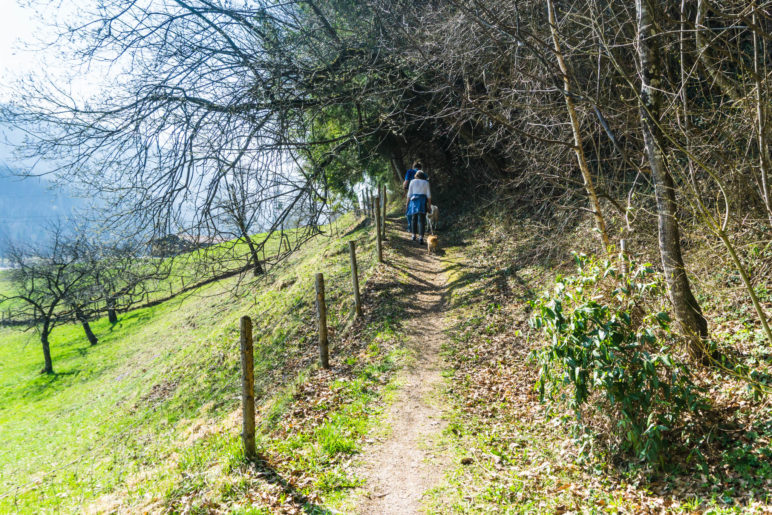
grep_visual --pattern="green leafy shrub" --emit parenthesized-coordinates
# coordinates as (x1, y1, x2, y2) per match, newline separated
(530, 253, 707, 465)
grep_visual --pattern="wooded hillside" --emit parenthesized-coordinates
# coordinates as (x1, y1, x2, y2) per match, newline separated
(1, 0, 771, 512)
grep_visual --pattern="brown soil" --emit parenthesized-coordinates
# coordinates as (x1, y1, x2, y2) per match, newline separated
(354, 224, 450, 514)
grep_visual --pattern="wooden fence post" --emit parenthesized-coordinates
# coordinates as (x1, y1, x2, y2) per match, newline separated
(348, 241, 363, 317)
(375, 196, 383, 263)
(315, 273, 330, 369)
(239, 315, 257, 460)
(380, 185, 387, 236)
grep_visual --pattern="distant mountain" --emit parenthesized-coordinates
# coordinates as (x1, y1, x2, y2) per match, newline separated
(0, 165, 83, 254)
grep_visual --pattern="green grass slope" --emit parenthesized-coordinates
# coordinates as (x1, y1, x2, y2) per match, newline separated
(0, 213, 389, 513)
(0, 226, 306, 319)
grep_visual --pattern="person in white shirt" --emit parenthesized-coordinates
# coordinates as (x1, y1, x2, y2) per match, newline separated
(405, 171, 432, 244)
(403, 161, 422, 232)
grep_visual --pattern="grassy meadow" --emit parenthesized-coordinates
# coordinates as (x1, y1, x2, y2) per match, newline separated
(0, 213, 381, 512)
(0, 225, 307, 320)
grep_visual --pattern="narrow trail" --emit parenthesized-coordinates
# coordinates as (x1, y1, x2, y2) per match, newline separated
(355, 217, 450, 515)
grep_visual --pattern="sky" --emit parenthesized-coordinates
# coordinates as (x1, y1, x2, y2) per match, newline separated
(0, 1, 52, 167)
(0, 1, 315, 244)
(0, 1, 85, 251)
(0, 1, 104, 105)
(0, 1, 44, 101)
(0, 1, 88, 168)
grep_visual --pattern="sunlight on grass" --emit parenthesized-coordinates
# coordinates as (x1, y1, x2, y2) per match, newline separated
(0, 213, 380, 512)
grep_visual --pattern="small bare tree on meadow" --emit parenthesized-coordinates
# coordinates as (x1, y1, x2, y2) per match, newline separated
(0, 228, 92, 374)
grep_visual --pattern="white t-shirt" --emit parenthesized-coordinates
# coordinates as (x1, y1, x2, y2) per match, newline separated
(407, 178, 431, 199)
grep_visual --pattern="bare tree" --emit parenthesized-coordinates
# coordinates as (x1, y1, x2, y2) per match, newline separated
(546, 0, 610, 250)
(2, 0, 384, 283)
(4, 0, 771, 358)
(218, 174, 265, 276)
(79, 236, 173, 324)
(635, 0, 708, 356)
(0, 228, 92, 373)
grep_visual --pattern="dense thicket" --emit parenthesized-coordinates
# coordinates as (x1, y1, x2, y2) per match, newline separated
(3, 0, 771, 350)
(337, 0, 772, 352)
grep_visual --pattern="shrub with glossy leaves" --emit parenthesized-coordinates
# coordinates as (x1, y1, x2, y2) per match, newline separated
(530, 253, 707, 465)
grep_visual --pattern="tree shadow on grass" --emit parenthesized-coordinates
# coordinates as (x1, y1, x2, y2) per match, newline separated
(369, 214, 542, 343)
(21, 369, 79, 398)
(250, 456, 340, 514)
(441, 257, 537, 309)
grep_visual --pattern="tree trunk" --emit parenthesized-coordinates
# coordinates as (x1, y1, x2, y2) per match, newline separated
(637, 0, 708, 357)
(239, 229, 264, 276)
(75, 306, 99, 345)
(252, 258, 264, 276)
(244, 237, 264, 276)
(753, 6, 772, 225)
(695, 0, 742, 102)
(41, 324, 54, 374)
(107, 296, 118, 324)
(390, 158, 404, 186)
(547, 0, 610, 251)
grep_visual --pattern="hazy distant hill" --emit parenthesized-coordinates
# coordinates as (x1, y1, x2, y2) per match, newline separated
(0, 165, 82, 253)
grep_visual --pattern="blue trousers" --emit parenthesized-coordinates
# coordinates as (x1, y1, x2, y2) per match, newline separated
(406, 194, 427, 233)
(411, 213, 425, 238)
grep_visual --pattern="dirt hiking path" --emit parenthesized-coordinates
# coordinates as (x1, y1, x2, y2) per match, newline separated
(355, 219, 450, 514)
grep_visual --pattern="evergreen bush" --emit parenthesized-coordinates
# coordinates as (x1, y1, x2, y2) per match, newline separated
(530, 253, 708, 465)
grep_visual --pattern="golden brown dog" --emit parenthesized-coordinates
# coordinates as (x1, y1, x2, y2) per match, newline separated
(426, 235, 439, 254)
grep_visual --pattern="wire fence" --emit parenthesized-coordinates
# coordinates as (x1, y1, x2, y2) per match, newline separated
(0, 204, 388, 510)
